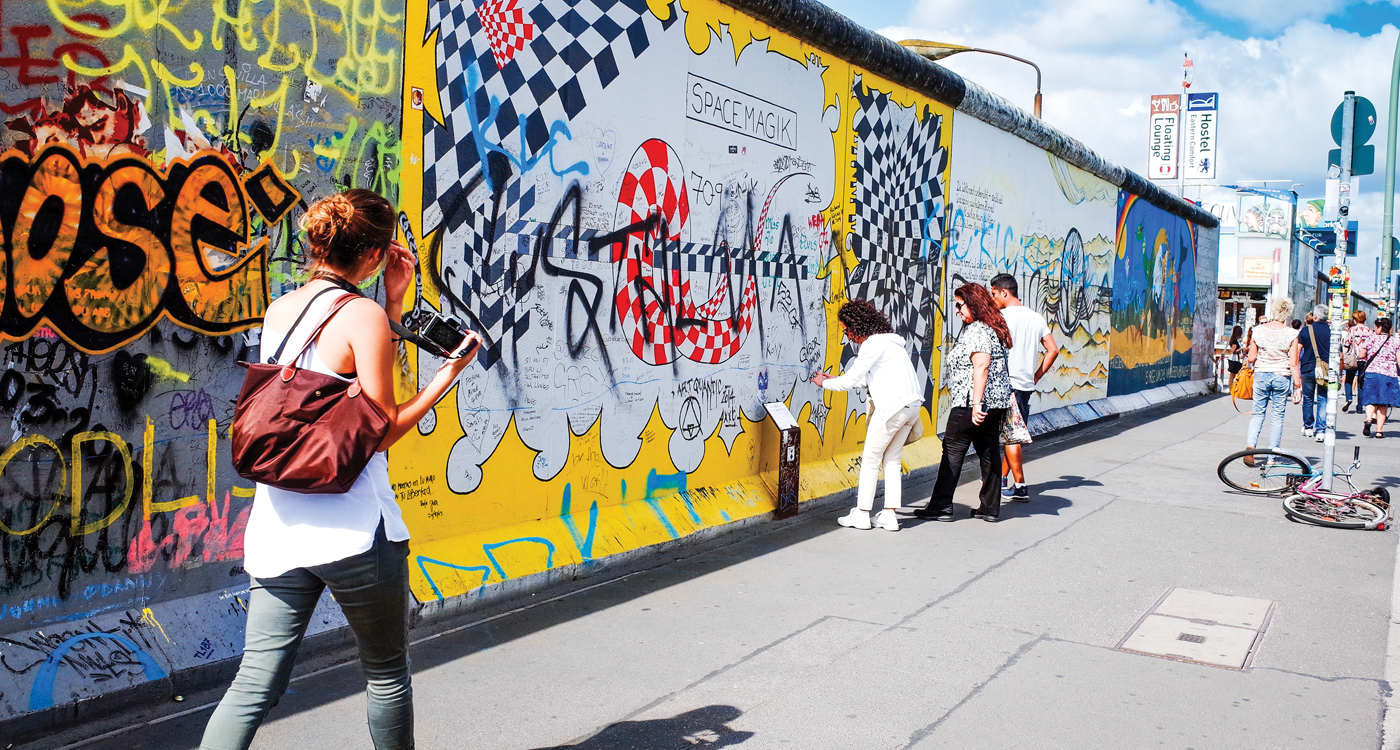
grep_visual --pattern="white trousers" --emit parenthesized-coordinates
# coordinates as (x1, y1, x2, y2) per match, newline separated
(857, 404, 921, 511)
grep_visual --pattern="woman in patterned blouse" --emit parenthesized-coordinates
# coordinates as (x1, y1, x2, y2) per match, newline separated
(916, 283, 1014, 523)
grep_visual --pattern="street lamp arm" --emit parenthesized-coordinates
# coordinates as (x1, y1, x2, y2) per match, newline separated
(898, 40, 1042, 118)
(965, 48, 1041, 93)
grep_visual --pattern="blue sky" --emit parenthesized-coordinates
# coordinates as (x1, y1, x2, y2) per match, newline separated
(822, 0, 1400, 292)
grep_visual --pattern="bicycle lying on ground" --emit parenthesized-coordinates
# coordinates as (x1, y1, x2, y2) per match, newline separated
(1216, 446, 1391, 530)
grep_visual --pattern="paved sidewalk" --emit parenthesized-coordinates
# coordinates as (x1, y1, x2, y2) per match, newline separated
(28, 395, 1400, 750)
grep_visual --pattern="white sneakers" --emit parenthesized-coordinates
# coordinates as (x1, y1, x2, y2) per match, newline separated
(837, 510, 872, 529)
(1303, 427, 1314, 437)
(837, 509, 899, 531)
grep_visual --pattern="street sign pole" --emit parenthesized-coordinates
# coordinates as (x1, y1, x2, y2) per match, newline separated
(1322, 93, 1356, 491)
(1384, 35, 1399, 316)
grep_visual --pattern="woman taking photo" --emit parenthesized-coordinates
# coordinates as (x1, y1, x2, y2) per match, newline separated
(202, 190, 482, 750)
(1244, 297, 1301, 457)
(1358, 318, 1400, 438)
(917, 283, 1013, 523)
(812, 299, 922, 532)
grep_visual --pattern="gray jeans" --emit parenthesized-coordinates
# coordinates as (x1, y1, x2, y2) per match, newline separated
(201, 523, 413, 750)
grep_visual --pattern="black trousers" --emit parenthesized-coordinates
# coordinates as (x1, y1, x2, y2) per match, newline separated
(928, 406, 1008, 517)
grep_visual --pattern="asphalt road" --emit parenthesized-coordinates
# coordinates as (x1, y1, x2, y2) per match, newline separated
(26, 394, 1400, 750)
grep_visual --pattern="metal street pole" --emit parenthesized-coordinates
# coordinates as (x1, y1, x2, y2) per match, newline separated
(1322, 92, 1356, 491)
(1383, 34, 1399, 315)
(1179, 54, 1190, 199)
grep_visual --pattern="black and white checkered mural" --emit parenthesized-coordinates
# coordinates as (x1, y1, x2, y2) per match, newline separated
(845, 74, 947, 407)
(417, 0, 840, 484)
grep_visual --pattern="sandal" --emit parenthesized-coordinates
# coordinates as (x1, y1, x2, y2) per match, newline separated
(1364, 420, 1374, 436)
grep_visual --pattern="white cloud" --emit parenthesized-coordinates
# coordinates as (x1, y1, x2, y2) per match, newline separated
(880, 1, 1400, 292)
(1194, 0, 1349, 35)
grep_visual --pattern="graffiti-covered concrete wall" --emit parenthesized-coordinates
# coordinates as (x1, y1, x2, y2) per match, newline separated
(945, 116, 1116, 418)
(0, 0, 1215, 732)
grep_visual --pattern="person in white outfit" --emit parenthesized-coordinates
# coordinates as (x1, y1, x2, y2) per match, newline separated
(812, 299, 923, 531)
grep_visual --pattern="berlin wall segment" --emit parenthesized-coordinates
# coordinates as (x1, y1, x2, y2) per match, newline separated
(0, 0, 1217, 734)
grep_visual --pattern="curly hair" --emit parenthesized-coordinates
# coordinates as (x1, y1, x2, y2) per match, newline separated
(837, 299, 893, 339)
(300, 189, 395, 272)
(955, 283, 1012, 348)
(1266, 296, 1294, 323)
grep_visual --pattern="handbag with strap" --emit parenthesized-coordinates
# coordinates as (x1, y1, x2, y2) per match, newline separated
(1231, 364, 1255, 400)
(231, 289, 391, 494)
(999, 400, 1032, 446)
(1306, 324, 1329, 384)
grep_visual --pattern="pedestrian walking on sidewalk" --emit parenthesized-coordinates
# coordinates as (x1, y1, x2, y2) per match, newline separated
(1358, 318, 1400, 439)
(201, 190, 482, 750)
(917, 284, 1013, 523)
(1342, 311, 1368, 412)
(1297, 305, 1331, 442)
(1227, 325, 1245, 391)
(1244, 297, 1301, 456)
(813, 300, 923, 532)
(988, 273, 1057, 503)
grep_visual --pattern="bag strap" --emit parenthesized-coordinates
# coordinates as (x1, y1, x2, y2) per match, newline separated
(268, 287, 346, 364)
(1306, 324, 1321, 364)
(280, 294, 362, 372)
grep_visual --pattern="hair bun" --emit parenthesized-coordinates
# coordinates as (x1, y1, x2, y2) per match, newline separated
(299, 189, 395, 272)
(301, 194, 357, 250)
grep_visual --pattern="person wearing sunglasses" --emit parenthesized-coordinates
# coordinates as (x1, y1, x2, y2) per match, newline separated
(916, 283, 1014, 522)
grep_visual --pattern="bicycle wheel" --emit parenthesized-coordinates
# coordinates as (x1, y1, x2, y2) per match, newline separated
(1218, 449, 1312, 495)
(1282, 494, 1388, 530)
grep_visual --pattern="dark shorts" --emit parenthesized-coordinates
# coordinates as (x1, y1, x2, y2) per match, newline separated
(1013, 389, 1032, 421)
(1228, 360, 1243, 374)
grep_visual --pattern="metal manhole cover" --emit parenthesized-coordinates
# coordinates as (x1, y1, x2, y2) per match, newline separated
(1116, 588, 1275, 670)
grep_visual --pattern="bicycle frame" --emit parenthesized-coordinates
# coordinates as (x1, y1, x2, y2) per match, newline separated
(1287, 478, 1389, 530)
(1256, 446, 1360, 494)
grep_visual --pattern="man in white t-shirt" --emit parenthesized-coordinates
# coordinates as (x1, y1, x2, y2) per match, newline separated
(989, 273, 1058, 503)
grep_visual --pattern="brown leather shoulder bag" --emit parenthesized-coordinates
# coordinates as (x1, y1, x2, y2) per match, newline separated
(231, 290, 391, 494)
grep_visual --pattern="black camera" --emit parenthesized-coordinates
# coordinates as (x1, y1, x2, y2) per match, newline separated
(393, 313, 475, 358)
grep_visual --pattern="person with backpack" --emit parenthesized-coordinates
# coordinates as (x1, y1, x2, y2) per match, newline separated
(1358, 318, 1400, 439)
(1342, 310, 1368, 412)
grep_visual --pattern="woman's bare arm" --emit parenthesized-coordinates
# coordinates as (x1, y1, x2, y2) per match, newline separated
(970, 351, 990, 425)
(341, 298, 481, 452)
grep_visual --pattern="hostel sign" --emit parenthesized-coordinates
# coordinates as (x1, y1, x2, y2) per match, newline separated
(1148, 94, 1179, 180)
(1182, 92, 1218, 180)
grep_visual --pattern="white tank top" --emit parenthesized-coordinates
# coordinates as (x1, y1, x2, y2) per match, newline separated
(242, 289, 410, 579)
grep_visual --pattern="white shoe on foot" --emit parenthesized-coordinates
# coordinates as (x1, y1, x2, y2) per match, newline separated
(874, 509, 900, 531)
(837, 510, 872, 529)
